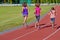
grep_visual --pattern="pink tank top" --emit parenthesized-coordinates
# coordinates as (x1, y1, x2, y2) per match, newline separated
(35, 7, 41, 16)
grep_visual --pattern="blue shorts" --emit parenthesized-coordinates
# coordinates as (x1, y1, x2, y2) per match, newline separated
(36, 15, 40, 22)
(51, 18, 55, 23)
(23, 13, 28, 17)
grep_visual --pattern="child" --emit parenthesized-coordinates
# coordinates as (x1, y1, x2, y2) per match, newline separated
(22, 2, 28, 28)
(49, 7, 56, 28)
(34, 3, 41, 29)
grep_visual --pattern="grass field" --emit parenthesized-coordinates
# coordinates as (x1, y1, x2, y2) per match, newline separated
(0, 5, 53, 32)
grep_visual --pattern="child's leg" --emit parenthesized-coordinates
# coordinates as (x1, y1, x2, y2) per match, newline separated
(52, 21, 55, 28)
(36, 22, 40, 29)
(51, 22, 54, 28)
(51, 18, 55, 28)
(35, 21, 38, 28)
(23, 16, 28, 27)
(37, 16, 40, 29)
(35, 15, 40, 29)
(24, 16, 27, 23)
(35, 16, 38, 28)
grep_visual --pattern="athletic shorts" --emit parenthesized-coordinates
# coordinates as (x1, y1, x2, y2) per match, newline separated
(51, 18, 55, 23)
(23, 13, 28, 17)
(36, 15, 40, 22)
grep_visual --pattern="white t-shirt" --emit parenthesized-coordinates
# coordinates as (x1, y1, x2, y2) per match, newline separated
(50, 10, 55, 18)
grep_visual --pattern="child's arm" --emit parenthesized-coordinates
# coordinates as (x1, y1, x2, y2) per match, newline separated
(48, 10, 51, 15)
(48, 11, 50, 15)
(40, 8, 41, 14)
(55, 10, 56, 16)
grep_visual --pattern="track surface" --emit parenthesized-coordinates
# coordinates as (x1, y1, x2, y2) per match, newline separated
(0, 5, 60, 40)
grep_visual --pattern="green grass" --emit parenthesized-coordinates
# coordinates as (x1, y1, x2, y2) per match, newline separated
(0, 5, 53, 32)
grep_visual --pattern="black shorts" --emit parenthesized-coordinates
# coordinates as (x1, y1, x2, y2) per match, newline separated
(36, 15, 40, 22)
(51, 18, 55, 23)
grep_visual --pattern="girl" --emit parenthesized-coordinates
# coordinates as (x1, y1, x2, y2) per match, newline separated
(34, 3, 41, 29)
(22, 2, 28, 28)
(49, 7, 56, 28)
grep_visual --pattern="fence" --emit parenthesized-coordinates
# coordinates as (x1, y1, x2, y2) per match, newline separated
(0, 0, 60, 6)
(0, 0, 60, 4)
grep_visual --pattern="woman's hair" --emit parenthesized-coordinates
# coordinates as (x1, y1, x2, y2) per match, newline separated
(35, 3, 40, 7)
(51, 7, 55, 10)
(22, 2, 27, 7)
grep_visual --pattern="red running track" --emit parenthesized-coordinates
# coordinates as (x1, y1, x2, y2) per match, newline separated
(0, 5, 60, 40)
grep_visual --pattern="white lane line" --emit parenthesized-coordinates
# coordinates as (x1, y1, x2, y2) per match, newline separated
(43, 28, 60, 40)
(13, 29, 38, 40)
(13, 13, 48, 40)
